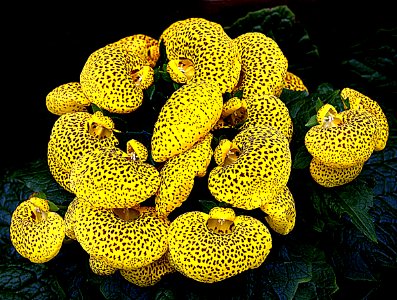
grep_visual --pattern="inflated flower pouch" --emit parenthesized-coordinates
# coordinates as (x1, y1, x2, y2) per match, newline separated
(9, 9, 390, 292)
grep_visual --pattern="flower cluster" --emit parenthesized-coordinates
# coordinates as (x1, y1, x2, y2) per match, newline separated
(9, 17, 389, 287)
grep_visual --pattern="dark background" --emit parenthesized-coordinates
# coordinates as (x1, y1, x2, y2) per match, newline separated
(2, 0, 394, 170)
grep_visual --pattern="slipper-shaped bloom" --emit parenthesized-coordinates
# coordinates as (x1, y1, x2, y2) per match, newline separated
(80, 43, 154, 114)
(64, 197, 88, 240)
(239, 92, 293, 142)
(208, 125, 291, 210)
(168, 207, 272, 283)
(309, 157, 364, 187)
(46, 82, 91, 115)
(305, 104, 378, 168)
(74, 205, 169, 271)
(234, 32, 288, 98)
(341, 87, 389, 151)
(10, 196, 65, 263)
(284, 71, 308, 92)
(69, 145, 160, 208)
(260, 186, 296, 235)
(47, 111, 119, 193)
(160, 17, 241, 93)
(120, 252, 175, 287)
(151, 81, 222, 162)
(213, 97, 247, 130)
(115, 34, 160, 67)
(155, 133, 213, 218)
(89, 255, 118, 276)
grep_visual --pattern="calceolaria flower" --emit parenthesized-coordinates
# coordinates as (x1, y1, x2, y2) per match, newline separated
(309, 157, 364, 188)
(260, 185, 296, 235)
(234, 31, 288, 98)
(168, 207, 272, 283)
(47, 111, 119, 193)
(305, 103, 380, 187)
(114, 34, 160, 68)
(239, 92, 294, 142)
(305, 104, 378, 168)
(155, 133, 213, 218)
(208, 125, 291, 210)
(160, 17, 241, 93)
(46, 81, 91, 115)
(120, 252, 176, 287)
(80, 42, 154, 114)
(73, 204, 169, 271)
(341, 87, 389, 151)
(69, 144, 160, 208)
(10, 196, 65, 263)
(283, 71, 308, 92)
(89, 255, 118, 276)
(151, 81, 223, 162)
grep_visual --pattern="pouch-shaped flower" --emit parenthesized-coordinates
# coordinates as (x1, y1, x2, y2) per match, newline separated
(341, 87, 389, 151)
(46, 82, 91, 115)
(234, 32, 288, 98)
(74, 205, 169, 271)
(120, 252, 175, 287)
(239, 92, 293, 142)
(161, 17, 241, 93)
(10, 197, 65, 263)
(208, 125, 291, 210)
(69, 145, 160, 208)
(260, 186, 296, 235)
(305, 105, 378, 168)
(80, 43, 153, 114)
(151, 81, 222, 162)
(155, 133, 213, 218)
(47, 111, 118, 193)
(284, 71, 308, 92)
(168, 207, 272, 283)
(309, 157, 364, 187)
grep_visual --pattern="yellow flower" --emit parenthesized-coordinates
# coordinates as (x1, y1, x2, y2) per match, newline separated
(341, 87, 389, 151)
(168, 207, 272, 283)
(10, 197, 65, 263)
(151, 81, 222, 162)
(305, 105, 378, 168)
(234, 31, 288, 98)
(208, 125, 291, 210)
(80, 43, 154, 114)
(160, 17, 241, 93)
(47, 111, 118, 193)
(260, 186, 296, 235)
(69, 145, 160, 209)
(120, 252, 175, 287)
(155, 133, 213, 218)
(73, 204, 169, 271)
(284, 71, 308, 92)
(46, 82, 90, 115)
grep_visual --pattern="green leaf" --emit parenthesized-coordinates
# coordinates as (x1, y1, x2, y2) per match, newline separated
(154, 288, 176, 300)
(100, 274, 151, 300)
(0, 263, 66, 300)
(198, 199, 219, 213)
(145, 85, 156, 101)
(304, 114, 317, 127)
(332, 182, 377, 243)
(292, 145, 312, 169)
(5, 159, 74, 206)
(48, 200, 59, 212)
(315, 97, 324, 111)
